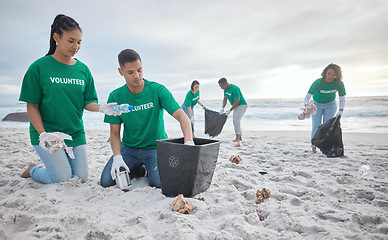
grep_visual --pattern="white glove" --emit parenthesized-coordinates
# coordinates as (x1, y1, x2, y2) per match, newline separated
(39, 132, 75, 158)
(39, 132, 59, 151)
(110, 155, 130, 180)
(225, 110, 231, 116)
(190, 116, 195, 124)
(99, 103, 122, 116)
(184, 141, 195, 146)
(219, 108, 225, 114)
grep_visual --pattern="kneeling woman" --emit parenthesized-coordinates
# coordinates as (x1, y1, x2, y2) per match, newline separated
(19, 14, 116, 184)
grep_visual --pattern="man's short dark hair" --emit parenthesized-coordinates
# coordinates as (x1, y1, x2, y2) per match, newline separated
(218, 77, 228, 84)
(118, 49, 141, 67)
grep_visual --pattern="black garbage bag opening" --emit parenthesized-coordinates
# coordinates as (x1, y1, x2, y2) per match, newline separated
(311, 114, 344, 157)
(157, 137, 220, 197)
(204, 108, 227, 137)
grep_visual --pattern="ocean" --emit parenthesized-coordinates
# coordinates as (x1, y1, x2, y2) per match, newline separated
(1, 96, 387, 134)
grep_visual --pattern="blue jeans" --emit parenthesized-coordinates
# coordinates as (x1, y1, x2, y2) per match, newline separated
(31, 145, 88, 184)
(181, 103, 194, 133)
(311, 100, 337, 146)
(100, 146, 160, 188)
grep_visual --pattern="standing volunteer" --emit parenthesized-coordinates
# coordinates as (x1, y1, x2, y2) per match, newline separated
(218, 77, 248, 147)
(100, 49, 193, 188)
(181, 80, 206, 138)
(304, 63, 346, 153)
(19, 14, 117, 184)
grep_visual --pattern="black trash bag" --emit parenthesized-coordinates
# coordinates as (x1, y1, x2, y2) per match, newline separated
(311, 114, 344, 157)
(204, 108, 228, 137)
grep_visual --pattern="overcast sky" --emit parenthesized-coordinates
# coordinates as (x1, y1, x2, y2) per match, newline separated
(0, 0, 387, 105)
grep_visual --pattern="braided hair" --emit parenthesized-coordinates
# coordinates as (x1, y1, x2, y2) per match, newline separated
(46, 14, 82, 56)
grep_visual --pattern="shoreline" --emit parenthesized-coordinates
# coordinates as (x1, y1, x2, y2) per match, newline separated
(2, 126, 386, 145)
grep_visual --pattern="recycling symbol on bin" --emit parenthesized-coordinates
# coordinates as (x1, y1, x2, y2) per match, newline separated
(169, 156, 179, 168)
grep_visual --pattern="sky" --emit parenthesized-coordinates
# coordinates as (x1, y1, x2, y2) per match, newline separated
(0, 0, 388, 105)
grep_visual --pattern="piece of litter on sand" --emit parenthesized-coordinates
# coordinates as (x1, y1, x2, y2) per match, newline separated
(240, 208, 266, 221)
(259, 171, 268, 175)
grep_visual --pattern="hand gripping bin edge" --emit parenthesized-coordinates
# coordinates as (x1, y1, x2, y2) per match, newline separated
(156, 137, 220, 197)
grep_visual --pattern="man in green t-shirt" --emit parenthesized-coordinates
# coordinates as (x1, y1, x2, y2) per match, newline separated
(218, 77, 248, 146)
(100, 49, 193, 188)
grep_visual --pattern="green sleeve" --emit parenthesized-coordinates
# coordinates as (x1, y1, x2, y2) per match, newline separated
(19, 63, 42, 104)
(183, 91, 192, 107)
(83, 68, 98, 106)
(233, 87, 241, 100)
(307, 79, 321, 94)
(338, 81, 346, 96)
(159, 85, 180, 115)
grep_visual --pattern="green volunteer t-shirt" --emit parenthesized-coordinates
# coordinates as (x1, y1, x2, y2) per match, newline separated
(183, 90, 200, 107)
(308, 78, 346, 104)
(224, 84, 247, 106)
(19, 55, 98, 146)
(104, 79, 180, 149)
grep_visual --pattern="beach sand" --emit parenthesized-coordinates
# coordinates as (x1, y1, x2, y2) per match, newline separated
(0, 128, 387, 239)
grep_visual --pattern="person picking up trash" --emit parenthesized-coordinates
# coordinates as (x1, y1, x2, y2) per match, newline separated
(303, 63, 346, 153)
(181, 80, 206, 138)
(100, 49, 193, 188)
(218, 77, 248, 147)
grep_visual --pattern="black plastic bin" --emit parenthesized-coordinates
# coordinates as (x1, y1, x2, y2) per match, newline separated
(156, 137, 220, 197)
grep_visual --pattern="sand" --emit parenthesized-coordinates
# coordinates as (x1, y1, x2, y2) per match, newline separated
(0, 127, 387, 239)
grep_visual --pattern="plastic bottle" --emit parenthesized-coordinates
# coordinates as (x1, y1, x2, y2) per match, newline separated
(358, 165, 370, 176)
(112, 104, 134, 113)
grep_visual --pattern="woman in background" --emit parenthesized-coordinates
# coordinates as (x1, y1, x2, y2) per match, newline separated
(19, 14, 116, 184)
(304, 63, 346, 153)
(181, 80, 205, 138)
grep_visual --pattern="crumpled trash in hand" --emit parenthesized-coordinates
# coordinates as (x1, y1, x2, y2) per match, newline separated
(172, 194, 192, 214)
(39, 132, 75, 159)
(298, 100, 317, 120)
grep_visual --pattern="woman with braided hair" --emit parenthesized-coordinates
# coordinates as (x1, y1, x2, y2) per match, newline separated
(19, 14, 117, 184)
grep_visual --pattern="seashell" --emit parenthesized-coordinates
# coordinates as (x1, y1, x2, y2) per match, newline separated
(172, 194, 192, 214)
(256, 189, 262, 198)
(255, 188, 271, 204)
(261, 188, 271, 199)
(229, 155, 242, 164)
(255, 194, 264, 204)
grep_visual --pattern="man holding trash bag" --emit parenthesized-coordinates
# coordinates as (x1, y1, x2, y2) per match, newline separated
(218, 78, 248, 146)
